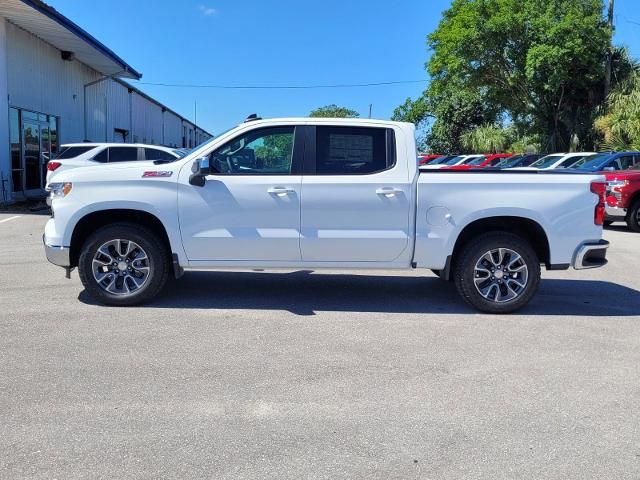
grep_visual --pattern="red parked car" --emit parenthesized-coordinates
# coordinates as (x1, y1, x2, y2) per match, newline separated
(604, 168, 640, 231)
(446, 153, 514, 170)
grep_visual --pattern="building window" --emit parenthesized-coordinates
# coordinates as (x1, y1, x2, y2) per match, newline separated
(10, 108, 21, 192)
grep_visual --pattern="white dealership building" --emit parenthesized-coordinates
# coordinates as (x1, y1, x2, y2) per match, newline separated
(0, 0, 211, 201)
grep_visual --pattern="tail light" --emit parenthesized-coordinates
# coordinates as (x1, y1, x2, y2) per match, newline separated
(47, 161, 61, 172)
(590, 181, 606, 226)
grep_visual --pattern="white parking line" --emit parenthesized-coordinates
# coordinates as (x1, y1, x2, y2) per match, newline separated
(0, 215, 21, 224)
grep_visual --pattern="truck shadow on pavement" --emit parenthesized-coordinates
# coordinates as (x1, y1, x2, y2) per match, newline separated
(80, 270, 640, 316)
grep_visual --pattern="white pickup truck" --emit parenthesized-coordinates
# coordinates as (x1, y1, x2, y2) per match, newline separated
(44, 117, 609, 313)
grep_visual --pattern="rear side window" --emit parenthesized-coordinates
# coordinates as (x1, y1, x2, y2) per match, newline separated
(315, 127, 393, 174)
(144, 148, 176, 161)
(55, 146, 95, 159)
(108, 147, 139, 163)
(92, 148, 108, 163)
(619, 156, 635, 169)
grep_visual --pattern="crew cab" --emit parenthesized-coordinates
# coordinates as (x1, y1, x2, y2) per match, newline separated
(43, 117, 609, 314)
(46, 143, 183, 184)
(604, 168, 640, 231)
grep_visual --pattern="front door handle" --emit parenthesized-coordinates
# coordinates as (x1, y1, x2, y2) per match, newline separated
(268, 186, 295, 197)
(376, 187, 402, 197)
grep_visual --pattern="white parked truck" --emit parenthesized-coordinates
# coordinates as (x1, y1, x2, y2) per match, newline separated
(44, 117, 610, 313)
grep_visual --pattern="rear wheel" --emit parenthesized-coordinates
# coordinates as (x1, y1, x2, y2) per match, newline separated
(78, 223, 170, 306)
(627, 200, 640, 232)
(454, 232, 540, 314)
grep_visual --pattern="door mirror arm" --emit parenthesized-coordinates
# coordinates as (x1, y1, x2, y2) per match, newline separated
(189, 157, 210, 187)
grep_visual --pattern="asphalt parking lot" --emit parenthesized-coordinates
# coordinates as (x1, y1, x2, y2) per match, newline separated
(1, 212, 639, 479)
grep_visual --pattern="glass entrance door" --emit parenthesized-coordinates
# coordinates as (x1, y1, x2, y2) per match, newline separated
(22, 121, 50, 191)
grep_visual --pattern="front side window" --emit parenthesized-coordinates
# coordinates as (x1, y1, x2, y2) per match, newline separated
(210, 126, 294, 174)
(315, 127, 392, 174)
(107, 147, 139, 163)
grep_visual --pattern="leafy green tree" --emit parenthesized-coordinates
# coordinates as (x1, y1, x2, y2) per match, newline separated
(309, 104, 360, 118)
(397, 0, 637, 152)
(461, 124, 511, 153)
(594, 72, 640, 150)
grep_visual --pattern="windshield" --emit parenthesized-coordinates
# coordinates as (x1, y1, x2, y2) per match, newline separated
(572, 153, 613, 170)
(424, 155, 452, 165)
(529, 154, 563, 169)
(466, 156, 490, 166)
(497, 155, 523, 168)
(461, 155, 484, 165)
(444, 155, 467, 165)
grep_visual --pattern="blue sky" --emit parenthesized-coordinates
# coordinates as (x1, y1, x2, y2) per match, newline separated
(52, 0, 640, 136)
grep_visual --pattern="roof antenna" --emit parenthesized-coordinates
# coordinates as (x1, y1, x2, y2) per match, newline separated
(244, 113, 262, 123)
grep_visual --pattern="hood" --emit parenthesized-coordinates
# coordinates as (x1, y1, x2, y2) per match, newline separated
(50, 160, 182, 183)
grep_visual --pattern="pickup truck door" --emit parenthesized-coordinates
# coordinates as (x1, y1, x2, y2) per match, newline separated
(300, 125, 411, 262)
(178, 126, 303, 262)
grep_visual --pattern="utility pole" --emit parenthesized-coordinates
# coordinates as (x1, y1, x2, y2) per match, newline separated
(604, 0, 615, 99)
(368, 104, 372, 119)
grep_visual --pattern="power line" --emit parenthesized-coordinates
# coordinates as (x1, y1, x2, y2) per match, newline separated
(130, 79, 427, 90)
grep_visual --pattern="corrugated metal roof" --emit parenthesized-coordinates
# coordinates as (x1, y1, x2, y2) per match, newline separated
(0, 0, 141, 79)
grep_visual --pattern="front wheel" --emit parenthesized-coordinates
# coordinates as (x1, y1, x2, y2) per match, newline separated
(78, 223, 170, 306)
(454, 233, 540, 314)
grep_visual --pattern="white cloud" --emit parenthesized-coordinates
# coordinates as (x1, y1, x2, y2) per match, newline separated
(198, 4, 217, 16)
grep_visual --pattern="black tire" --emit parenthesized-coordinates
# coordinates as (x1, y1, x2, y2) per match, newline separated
(626, 200, 640, 233)
(453, 232, 541, 314)
(78, 223, 170, 306)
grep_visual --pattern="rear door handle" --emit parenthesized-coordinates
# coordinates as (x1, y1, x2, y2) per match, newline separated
(268, 186, 296, 196)
(376, 187, 402, 197)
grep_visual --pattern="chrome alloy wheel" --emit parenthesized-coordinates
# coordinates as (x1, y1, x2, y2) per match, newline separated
(92, 239, 150, 296)
(473, 248, 529, 303)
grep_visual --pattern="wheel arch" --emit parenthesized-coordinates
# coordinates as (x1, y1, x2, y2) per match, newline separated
(445, 216, 551, 280)
(69, 209, 173, 269)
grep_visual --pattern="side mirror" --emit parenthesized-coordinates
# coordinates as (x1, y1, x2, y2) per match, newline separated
(603, 166, 615, 172)
(189, 157, 210, 187)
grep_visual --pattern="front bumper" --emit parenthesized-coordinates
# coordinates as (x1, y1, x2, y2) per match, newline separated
(43, 234, 71, 267)
(573, 240, 609, 270)
(605, 205, 627, 220)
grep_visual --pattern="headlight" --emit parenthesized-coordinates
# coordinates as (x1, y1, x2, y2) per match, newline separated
(45, 182, 73, 198)
(606, 180, 627, 189)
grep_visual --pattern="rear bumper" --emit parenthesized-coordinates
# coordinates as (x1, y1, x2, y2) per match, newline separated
(43, 234, 70, 267)
(573, 240, 609, 270)
(605, 205, 627, 220)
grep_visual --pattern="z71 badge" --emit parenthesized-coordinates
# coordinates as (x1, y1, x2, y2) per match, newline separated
(142, 171, 173, 178)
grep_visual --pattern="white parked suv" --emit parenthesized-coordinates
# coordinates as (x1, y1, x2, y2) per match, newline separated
(46, 143, 184, 185)
(43, 117, 610, 313)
